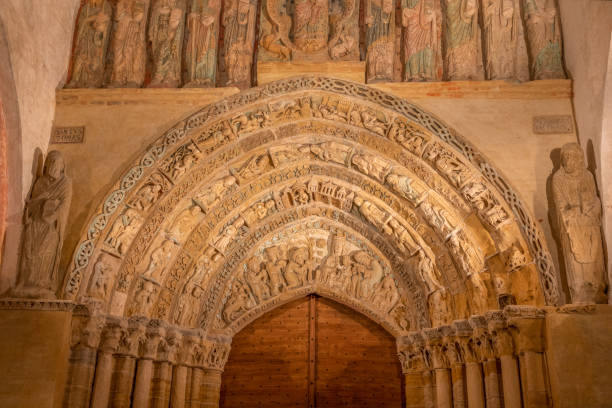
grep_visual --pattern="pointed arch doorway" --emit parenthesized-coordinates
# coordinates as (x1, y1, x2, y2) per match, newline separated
(219, 295, 404, 408)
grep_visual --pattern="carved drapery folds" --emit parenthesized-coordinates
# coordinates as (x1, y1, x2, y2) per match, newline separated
(62, 78, 559, 338)
(67, 0, 566, 86)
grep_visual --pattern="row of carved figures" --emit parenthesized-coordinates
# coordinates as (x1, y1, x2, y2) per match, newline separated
(67, 0, 566, 89)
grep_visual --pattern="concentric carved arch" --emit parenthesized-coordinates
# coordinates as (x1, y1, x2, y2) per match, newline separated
(63, 76, 559, 337)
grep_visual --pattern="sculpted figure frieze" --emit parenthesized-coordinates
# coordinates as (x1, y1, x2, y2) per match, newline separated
(143, 239, 177, 281)
(105, 208, 143, 255)
(401, 0, 442, 82)
(481, 0, 529, 81)
(365, 0, 395, 82)
(220, 0, 257, 88)
(443, 0, 484, 80)
(552, 143, 606, 304)
(149, 0, 187, 88)
(184, 0, 221, 87)
(15, 151, 72, 299)
(87, 253, 118, 300)
(68, 0, 113, 88)
(522, 0, 566, 80)
(107, 0, 150, 87)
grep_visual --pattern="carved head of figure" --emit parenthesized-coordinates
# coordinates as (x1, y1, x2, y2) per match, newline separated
(263, 246, 280, 262)
(44, 150, 66, 181)
(246, 256, 261, 272)
(560, 143, 585, 175)
(352, 251, 372, 267)
(290, 247, 309, 265)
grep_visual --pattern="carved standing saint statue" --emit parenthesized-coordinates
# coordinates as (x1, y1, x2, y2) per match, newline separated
(523, 0, 566, 80)
(68, 0, 112, 88)
(149, 0, 187, 88)
(293, 0, 329, 52)
(184, 0, 221, 87)
(552, 143, 606, 304)
(108, 0, 150, 87)
(365, 0, 395, 83)
(401, 0, 442, 82)
(220, 0, 257, 88)
(481, 0, 529, 81)
(16, 151, 72, 298)
(443, 0, 484, 80)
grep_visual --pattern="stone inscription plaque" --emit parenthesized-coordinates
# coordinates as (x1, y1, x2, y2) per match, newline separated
(533, 115, 573, 135)
(51, 126, 85, 144)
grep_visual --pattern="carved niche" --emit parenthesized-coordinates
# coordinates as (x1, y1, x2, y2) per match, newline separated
(258, 0, 361, 63)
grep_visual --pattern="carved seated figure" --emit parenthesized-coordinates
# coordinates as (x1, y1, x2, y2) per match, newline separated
(284, 247, 312, 289)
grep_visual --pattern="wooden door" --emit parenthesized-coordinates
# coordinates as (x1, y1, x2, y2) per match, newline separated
(219, 295, 403, 408)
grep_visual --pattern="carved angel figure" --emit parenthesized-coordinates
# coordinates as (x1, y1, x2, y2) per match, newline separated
(522, 0, 566, 79)
(365, 0, 395, 82)
(221, 0, 257, 88)
(552, 143, 606, 303)
(481, 0, 529, 81)
(184, 0, 221, 86)
(108, 0, 150, 87)
(68, 0, 112, 88)
(401, 0, 441, 82)
(16, 151, 72, 298)
(443, 0, 484, 80)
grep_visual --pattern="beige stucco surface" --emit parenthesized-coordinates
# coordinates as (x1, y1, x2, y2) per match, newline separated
(546, 305, 612, 408)
(52, 81, 577, 301)
(0, 307, 72, 408)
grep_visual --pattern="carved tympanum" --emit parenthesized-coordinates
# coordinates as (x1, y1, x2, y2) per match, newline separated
(15, 151, 72, 298)
(551, 143, 606, 304)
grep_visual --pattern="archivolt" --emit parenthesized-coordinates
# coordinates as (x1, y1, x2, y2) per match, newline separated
(63, 77, 560, 334)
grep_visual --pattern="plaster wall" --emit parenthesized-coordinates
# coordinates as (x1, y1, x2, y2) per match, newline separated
(0, 307, 73, 408)
(52, 81, 577, 300)
(0, 0, 80, 291)
(558, 0, 612, 277)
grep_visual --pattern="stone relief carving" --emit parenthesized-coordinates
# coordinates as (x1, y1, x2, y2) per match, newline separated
(105, 208, 143, 255)
(219, 0, 258, 88)
(481, 0, 529, 81)
(130, 279, 159, 316)
(87, 253, 119, 300)
(143, 239, 177, 281)
(365, 0, 395, 82)
(107, 0, 150, 87)
(400, 0, 442, 82)
(467, 271, 489, 314)
(15, 151, 72, 299)
(68, 0, 113, 88)
(443, 0, 484, 80)
(551, 143, 606, 304)
(149, 0, 187, 88)
(184, 0, 221, 87)
(522, 0, 566, 80)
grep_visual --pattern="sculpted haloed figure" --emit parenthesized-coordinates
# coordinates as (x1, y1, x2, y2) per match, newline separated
(149, 0, 186, 88)
(221, 0, 257, 88)
(443, 0, 484, 80)
(481, 0, 529, 81)
(16, 151, 72, 298)
(401, 0, 441, 82)
(108, 0, 150, 87)
(184, 0, 221, 87)
(523, 0, 566, 79)
(365, 0, 395, 82)
(552, 143, 606, 304)
(68, 0, 112, 88)
(293, 0, 329, 52)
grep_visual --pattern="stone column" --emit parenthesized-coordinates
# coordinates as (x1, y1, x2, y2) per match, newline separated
(447, 322, 470, 408)
(398, 334, 427, 408)
(90, 320, 125, 408)
(110, 319, 146, 408)
(505, 306, 549, 408)
(133, 325, 164, 408)
(470, 316, 501, 408)
(425, 327, 453, 408)
(152, 330, 181, 408)
(487, 312, 522, 408)
(171, 365, 189, 408)
(423, 370, 436, 408)
(171, 334, 198, 408)
(456, 326, 484, 408)
(201, 369, 223, 408)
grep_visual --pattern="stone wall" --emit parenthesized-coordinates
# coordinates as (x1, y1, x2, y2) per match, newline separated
(0, 0, 80, 291)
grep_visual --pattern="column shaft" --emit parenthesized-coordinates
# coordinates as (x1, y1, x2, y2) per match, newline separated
(483, 359, 501, 408)
(201, 369, 223, 408)
(435, 368, 452, 408)
(90, 351, 114, 408)
(450, 364, 466, 408)
(152, 361, 174, 408)
(63, 345, 97, 408)
(132, 358, 154, 408)
(499, 354, 522, 408)
(423, 370, 436, 408)
(465, 362, 485, 408)
(171, 365, 188, 408)
(519, 351, 549, 408)
(405, 371, 425, 408)
(110, 355, 137, 408)
(190, 367, 204, 408)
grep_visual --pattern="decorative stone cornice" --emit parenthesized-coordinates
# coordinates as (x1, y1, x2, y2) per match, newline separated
(0, 298, 75, 311)
(503, 306, 546, 354)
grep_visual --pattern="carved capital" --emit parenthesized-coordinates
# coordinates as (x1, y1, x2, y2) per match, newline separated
(71, 313, 106, 349)
(423, 327, 449, 369)
(504, 305, 546, 354)
(118, 318, 147, 357)
(178, 331, 202, 366)
(485, 310, 514, 357)
(205, 337, 232, 370)
(100, 319, 127, 354)
(158, 329, 182, 363)
(142, 323, 166, 360)
(397, 334, 426, 373)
